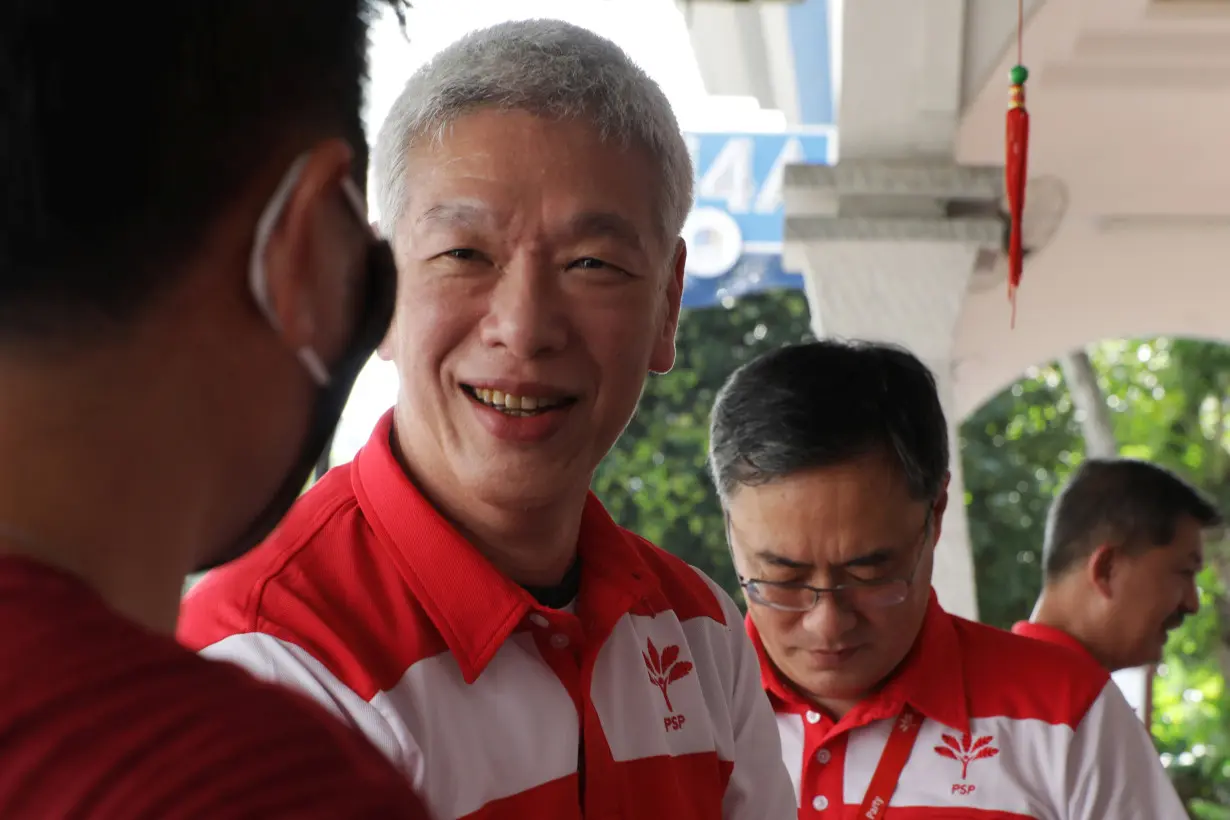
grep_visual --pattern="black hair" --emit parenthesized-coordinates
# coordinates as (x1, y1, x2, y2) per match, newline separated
(0, 1, 409, 340)
(1043, 458, 1222, 579)
(708, 339, 950, 502)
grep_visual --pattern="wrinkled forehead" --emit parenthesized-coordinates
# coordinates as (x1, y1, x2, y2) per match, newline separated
(395, 109, 668, 243)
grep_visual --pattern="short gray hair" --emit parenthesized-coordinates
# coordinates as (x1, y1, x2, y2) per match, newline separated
(372, 19, 693, 243)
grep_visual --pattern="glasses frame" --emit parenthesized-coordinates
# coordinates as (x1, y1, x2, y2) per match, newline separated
(726, 510, 934, 613)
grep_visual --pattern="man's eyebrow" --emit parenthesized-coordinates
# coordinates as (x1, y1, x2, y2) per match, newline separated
(415, 201, 493, 229)
(753, 550, 813, 571)
(838, 548, 896, 569)
(752, 547, 898, 574)
(565, 210, 645, 252)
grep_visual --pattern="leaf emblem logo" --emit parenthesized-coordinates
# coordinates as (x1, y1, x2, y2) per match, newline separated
(643, 637, 694, 713)
(933, 732, 1000, 779)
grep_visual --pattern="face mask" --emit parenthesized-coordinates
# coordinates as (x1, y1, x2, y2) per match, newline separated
(195, 153, 397, 571)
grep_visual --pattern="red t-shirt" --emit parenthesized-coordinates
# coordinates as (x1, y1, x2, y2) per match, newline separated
(0, 556, 431, 819)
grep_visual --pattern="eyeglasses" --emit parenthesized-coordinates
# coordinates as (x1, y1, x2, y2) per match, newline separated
(728, 514, 932, 613)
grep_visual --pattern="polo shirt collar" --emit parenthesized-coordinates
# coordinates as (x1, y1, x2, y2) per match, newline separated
(747, 609, 801, 709)
(352, 410, 657, 684)
(747, 589, 970, 735)
(1011, 620, 1094, 660)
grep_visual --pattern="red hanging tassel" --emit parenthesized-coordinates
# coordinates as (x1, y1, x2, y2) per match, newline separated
(1006, 64, 1029, 328)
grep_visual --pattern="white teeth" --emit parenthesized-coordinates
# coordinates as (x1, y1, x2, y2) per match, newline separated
(469, 387, 564, 414)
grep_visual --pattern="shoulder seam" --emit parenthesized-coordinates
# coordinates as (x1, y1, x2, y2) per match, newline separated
(247, 481, 363, 631)
(686, 564, 737, 629)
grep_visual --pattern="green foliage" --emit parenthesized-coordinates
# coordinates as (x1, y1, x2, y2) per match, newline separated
(961, 363, 1081, 628)
(592, 290, 814, 596)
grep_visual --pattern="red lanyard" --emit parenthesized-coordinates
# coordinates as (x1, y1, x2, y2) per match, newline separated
(857, 705, 924, 818)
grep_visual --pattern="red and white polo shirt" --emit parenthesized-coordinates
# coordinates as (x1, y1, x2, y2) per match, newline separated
(180, 411, 795, 820)
(751, 594, 1187, 818)
(1010, 621, 1092, 659)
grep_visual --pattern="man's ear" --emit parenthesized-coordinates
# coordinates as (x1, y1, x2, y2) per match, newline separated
(1087, 543, 1117, 598)
(377, 314, 396, 362)
(261, 140, 355, 353)
(372, 219, 397, 361)
(928, 472, 952, 545)
(648, 238, 686, 375)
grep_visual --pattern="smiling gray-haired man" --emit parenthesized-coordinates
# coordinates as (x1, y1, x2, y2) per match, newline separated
(181, 18, 795, 820)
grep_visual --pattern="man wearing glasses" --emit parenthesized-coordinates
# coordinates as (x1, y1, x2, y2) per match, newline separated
(708, 340, 1186, 819)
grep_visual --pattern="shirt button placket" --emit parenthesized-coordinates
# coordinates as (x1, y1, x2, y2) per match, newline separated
(801, 710, 834, 816)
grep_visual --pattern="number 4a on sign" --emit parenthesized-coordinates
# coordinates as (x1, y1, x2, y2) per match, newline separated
(690, 136, 807, 216)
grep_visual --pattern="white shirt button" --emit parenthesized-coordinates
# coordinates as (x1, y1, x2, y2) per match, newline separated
(815, 748, 831, 764)
(549, 633, 570, 649)
(812, 795, 828, 811)
(805, 711, 821, 724)
(529, 614, 549, 628)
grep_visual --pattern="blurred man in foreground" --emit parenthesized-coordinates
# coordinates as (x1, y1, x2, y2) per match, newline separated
(709, 339, 1187, 819)
(181, 18, 794, 820)
(0, 2, 430, 817)
(1013, 458, 1221, 672)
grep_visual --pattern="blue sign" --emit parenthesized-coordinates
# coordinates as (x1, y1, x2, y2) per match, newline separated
(680, 130, 833, 309)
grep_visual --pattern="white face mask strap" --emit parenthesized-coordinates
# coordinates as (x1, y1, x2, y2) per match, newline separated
(340, 175, 371, 227)
(248, 154, 331, 387)
(248, 154, 377, 388)
(249, 154, 312, 328)
(296, 347, 330, 385)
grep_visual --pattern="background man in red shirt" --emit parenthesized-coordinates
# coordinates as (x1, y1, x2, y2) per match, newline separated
(1013, 458, 1221, 671)
(0, 2, 430, 817)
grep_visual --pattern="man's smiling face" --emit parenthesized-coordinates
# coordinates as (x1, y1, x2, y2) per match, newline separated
(382, 108, 684, 512)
